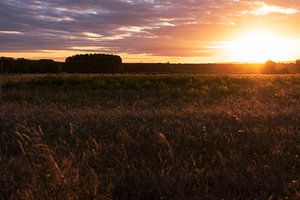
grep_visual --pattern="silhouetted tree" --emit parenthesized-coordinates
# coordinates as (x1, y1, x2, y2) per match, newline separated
(295, 60, 300, 73)
(64, 53, 123, 73)
(262, 60, 277, 74)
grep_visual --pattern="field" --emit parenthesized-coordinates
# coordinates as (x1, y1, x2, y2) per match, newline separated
(0, 74, 300, 199)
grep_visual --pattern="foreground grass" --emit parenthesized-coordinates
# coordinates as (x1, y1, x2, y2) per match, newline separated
(0, 74, 300, 199)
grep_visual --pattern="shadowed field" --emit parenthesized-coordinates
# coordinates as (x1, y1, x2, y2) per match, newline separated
(0, 74, 300, 199)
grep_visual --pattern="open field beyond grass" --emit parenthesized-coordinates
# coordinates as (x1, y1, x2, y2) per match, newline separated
(0, 74, 300, 199)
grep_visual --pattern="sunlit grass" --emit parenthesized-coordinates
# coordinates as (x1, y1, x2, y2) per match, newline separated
(0, 74, 299, 199)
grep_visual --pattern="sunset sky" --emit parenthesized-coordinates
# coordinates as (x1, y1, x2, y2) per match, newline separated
(1, 0, 300, 63)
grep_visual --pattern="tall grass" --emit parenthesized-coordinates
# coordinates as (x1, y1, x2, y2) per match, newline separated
(0, 74, 299, 199)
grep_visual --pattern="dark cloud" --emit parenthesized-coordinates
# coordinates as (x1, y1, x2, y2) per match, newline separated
(1, 0, 300, 59)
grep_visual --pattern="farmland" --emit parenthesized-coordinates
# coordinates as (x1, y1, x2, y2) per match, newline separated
(0, 74, 300, 199)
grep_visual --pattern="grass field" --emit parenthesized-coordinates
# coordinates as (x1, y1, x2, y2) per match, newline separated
(0, 74, 300, 199)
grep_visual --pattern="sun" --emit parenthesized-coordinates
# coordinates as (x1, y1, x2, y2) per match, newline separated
(226, 30, 294, 62)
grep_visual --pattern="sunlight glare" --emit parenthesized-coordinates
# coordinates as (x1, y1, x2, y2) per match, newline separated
(227, 30, 294, 62)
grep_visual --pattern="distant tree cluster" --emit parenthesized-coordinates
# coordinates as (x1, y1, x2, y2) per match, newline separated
(262, 60, 278, 74)
(261, 60, 300, 74)
(64, 54, 123, 73)
(0, 57, 61, 74)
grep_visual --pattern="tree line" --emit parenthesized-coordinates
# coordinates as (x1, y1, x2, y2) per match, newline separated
(0, 54, 123, 74)
(0, 57, 61, 73)
(1, 54, 300, 74)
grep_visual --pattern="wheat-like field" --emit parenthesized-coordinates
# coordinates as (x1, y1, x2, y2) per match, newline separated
(0, 74, 299, 199)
